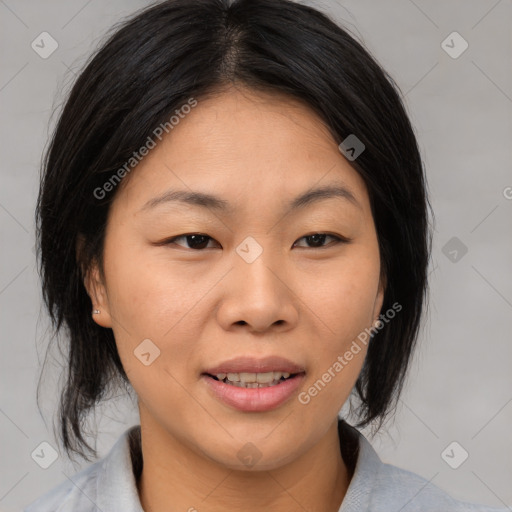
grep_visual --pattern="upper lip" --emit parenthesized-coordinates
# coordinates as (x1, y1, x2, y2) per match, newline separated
(203, 355, 306, 375)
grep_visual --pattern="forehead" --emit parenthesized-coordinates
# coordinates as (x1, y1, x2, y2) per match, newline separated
(111, 86, 370, 217)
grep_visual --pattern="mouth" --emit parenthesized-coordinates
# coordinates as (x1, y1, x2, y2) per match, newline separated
(205, 371, 303, 388)
(201, 356, 306, 412)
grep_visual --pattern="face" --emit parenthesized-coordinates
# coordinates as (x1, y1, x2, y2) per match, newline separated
(85, 86, 385, 470)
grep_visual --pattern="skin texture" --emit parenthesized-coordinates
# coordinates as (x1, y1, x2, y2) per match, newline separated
(84, 85, 385, 512)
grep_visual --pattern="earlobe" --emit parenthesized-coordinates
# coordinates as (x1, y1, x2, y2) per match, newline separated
(83, 261, 113, 329)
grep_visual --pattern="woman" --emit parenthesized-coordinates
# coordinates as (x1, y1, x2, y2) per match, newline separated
(26, 0, 507, 510)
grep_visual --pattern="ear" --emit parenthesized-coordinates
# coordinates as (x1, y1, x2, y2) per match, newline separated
(83, 261, 113, 328)
(77, 235, 113, 328)
(372, 272, 387, 326)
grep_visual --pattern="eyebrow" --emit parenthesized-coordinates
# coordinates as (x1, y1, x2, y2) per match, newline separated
(139, 183, 361, 215)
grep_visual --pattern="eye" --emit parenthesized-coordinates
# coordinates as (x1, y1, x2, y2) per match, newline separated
(293, 233, 348, 249)
(163, 233, 219, 250)
(158, 232, 350, 251)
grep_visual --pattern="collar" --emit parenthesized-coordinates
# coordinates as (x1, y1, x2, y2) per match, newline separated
(95, 418, 378, 512)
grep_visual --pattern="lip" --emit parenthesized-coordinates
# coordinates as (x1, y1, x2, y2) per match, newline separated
(203, 355, 305, 375)
(202, 372, 306, 412)
(201, 355, 306, 412)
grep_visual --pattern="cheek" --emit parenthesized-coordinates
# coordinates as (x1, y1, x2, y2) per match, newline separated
(102, 238, 209, 383)
(104, 236, 202, 331)
(298, 252, 379, 409)
(305, 255, 380, 347)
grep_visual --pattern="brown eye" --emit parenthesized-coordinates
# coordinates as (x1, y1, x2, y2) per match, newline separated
(164, 233, 219, 250)
(293, 233, 348, 249)
(159, 232, 350, 251)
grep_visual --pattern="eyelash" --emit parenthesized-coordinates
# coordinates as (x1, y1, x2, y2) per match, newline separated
(158, 232, 351, 250)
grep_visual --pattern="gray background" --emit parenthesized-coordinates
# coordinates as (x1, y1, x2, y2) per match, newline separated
(1, 0, 511, 510)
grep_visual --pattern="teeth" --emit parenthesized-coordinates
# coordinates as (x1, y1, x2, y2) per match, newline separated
(239, 372, 257, 383)
(214, 371, 294, 387)
(232, 380, 281, 388)
(256, 372, 276, 384)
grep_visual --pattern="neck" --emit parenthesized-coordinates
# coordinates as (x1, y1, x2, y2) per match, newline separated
(135, 417, 353, 512)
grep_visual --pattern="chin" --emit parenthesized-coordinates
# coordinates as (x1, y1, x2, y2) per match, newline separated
(200, 434, 301, 472)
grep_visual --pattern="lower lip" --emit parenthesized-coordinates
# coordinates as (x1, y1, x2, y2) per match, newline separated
(202, 373, 305, 412)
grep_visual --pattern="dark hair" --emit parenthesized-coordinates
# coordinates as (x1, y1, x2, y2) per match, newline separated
(35, 0, 433, 461)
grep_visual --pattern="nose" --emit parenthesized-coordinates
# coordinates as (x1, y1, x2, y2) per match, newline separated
(215, 247, 299, 334)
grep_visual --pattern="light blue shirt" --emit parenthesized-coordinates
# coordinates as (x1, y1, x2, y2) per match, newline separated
(24, 420, 508, 511)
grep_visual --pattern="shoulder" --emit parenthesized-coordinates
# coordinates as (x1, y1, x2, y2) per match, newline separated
(339, 421, 507, 512)
(23, 426, 142, 512)
(23, 458, 102, 512)
(371, 459, 506, 512)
